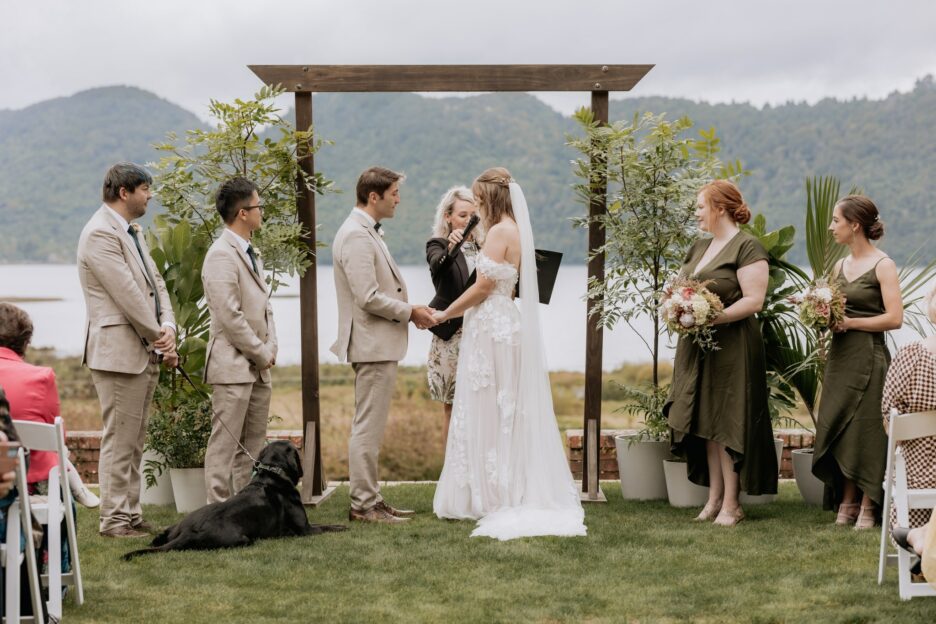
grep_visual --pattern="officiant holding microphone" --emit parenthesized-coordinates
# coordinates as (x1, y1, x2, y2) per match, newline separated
(425, 186, 482, 448)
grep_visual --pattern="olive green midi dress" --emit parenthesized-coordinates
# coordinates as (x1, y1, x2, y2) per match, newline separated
(664, 231, 779, 496)
(812, 260, 890, 509)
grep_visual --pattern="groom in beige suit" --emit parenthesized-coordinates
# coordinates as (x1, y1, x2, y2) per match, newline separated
(202, 177, 278, 503)
(331, 167, 436, 523)
(78, 162, 177, 537)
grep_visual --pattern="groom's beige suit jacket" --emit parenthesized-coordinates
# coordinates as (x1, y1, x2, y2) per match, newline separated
(77, 205, 173, 374)
(330, 210, 411, 363)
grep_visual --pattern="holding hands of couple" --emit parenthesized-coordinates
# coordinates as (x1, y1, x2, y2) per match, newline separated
(411, 305, 439, 330)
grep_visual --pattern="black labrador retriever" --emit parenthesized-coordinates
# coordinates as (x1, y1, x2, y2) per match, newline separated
(124, 441, 345, 560)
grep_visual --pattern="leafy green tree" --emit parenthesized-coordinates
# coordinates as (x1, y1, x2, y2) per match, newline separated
(143, 85, 334, 470)
(568, 111, 736, 439)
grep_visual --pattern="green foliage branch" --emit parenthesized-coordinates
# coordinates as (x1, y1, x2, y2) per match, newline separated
(143, 85, 335, 472)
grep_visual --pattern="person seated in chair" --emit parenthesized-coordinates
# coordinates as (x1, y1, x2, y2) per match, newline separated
(0, 303, 99, 507)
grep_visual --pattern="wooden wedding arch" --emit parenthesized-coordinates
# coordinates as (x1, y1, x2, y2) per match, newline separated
(248, 64, 654, 504)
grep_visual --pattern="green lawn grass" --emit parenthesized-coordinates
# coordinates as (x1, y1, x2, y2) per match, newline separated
(64, 483, 934, 623)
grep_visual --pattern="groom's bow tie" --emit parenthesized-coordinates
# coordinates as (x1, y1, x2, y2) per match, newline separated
(374, 222, 382, 232)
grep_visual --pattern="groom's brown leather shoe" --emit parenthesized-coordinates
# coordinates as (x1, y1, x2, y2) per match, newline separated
(349, 505, 410, 524)
(375, 500, 415, 518)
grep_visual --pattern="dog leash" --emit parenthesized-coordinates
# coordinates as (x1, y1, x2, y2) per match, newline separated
(174, 364, 260, 466)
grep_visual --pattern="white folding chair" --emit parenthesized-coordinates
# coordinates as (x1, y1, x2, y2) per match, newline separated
(2, 447, 45, 623)
(13, 417, 84, 618)
(877, 408, 936, 599)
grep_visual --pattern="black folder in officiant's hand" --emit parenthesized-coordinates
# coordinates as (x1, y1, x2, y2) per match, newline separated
(465, 249, 562, 305)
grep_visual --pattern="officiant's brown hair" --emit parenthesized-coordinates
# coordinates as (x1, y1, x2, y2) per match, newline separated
(473, 167, 515, 230)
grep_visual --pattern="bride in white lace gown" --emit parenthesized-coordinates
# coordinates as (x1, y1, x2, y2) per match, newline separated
(431, 167, 586, 540)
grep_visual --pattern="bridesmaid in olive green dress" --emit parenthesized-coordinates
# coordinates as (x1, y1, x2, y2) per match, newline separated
(665, 180, 778, 527)
(812, 195, 903, 530)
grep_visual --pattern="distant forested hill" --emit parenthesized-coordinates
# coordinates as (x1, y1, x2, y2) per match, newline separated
(0, 87, 203, 262)
(2, 78, 935, 265)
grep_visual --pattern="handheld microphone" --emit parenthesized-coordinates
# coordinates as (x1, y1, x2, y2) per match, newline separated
(450, 213, 480, 257)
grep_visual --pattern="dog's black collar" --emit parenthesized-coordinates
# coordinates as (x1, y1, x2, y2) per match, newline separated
(254, 462, 290, 482)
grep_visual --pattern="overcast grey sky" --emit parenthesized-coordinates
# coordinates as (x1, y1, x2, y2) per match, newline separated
(2, 0, 935, 118)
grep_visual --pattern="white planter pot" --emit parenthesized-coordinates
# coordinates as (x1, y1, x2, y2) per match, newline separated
(663, 460, 709, 507)
(792, 448, 824, 506)
(615, 435, 672, 501)
(739, 438, 784, 506)
(140, 449, 175, 506)
(169, 467, 207, 514)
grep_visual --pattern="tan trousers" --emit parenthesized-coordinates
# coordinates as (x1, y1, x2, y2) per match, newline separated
(204, 379, 272, 503)
(349, 361, 398, 511)
(90, 364, 159, 533)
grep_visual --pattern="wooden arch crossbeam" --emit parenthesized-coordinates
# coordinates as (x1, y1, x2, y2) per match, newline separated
(248, 64, 654, 504)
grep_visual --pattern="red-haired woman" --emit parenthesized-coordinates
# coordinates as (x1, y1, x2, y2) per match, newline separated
(665, 180, 778, 526)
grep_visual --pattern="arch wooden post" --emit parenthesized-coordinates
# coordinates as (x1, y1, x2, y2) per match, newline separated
(295, 91, 333, 505)
(581, 90, 608, 502)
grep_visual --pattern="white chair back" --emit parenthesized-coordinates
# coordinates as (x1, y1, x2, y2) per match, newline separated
(3, 447, 45, 623)
(878, 408, 936, 599)
(11, 417, 85, 614)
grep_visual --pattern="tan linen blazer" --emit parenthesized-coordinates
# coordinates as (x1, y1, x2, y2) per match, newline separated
(77, 205, 174, 374)
(202, 229, 278, 385)
(330, 211, 411, 363)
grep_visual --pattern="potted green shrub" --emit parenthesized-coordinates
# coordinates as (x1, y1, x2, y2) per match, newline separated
(146, 384, 213, 512)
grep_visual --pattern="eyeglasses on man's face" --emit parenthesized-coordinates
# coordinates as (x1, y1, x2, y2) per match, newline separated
(241, 204, 264, 214)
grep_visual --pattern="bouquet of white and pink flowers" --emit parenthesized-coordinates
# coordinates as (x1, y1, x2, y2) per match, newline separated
(788, 277, 846, 331)
(660, 277, 725, 350)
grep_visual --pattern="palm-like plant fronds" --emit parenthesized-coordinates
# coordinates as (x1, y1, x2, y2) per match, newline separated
(804, 176, 848, 277)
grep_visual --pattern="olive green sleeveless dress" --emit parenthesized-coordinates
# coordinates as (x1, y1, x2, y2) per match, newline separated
(664, 231, 779, 495)
(811, 259, 890, 509)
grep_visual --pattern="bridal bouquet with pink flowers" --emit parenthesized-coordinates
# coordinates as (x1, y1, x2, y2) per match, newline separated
(660, 277, 724, 350)
(788, 277, 846, 331)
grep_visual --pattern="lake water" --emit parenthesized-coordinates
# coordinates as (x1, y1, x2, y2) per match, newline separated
(0, 263, 930, 371)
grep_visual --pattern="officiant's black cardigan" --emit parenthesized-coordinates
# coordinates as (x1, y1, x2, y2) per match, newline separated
(426, 237, 475, 341)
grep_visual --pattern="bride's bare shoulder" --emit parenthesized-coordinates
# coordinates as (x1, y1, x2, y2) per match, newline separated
(487, 219, 520, 239)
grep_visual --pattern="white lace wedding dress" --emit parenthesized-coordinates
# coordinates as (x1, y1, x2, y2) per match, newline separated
(433, 183, 586, 541)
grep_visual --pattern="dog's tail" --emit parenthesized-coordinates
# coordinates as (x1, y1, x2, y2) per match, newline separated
(122, 546, 169, 561)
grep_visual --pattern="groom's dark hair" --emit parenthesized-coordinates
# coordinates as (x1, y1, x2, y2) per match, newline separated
(356, 167, 405, 206)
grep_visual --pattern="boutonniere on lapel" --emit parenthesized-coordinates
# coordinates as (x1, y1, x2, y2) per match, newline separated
(130, 222, 142, 233)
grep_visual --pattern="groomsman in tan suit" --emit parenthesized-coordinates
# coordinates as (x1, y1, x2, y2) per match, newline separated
(202, 177, 278, 503)
(331, 166, 436, 523)
(78, 162, 178, 537)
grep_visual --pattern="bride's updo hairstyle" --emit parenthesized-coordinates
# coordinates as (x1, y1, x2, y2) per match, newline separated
(836, 194, 884, 241)
(699, 179, 751, 225)
(473, 167, 515, 230)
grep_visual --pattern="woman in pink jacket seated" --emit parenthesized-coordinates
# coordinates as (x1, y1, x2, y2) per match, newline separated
(0, 303, 99, 507)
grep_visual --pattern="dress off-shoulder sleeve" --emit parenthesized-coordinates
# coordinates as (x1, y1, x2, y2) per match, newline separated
(737, 235, 769, 268)
(476, 252, 518, 281)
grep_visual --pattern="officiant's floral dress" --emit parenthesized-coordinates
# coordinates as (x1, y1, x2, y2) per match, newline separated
(664, 231, 779, 495)
(427, 242, 478, 403)
(812, 261, 890, 509)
